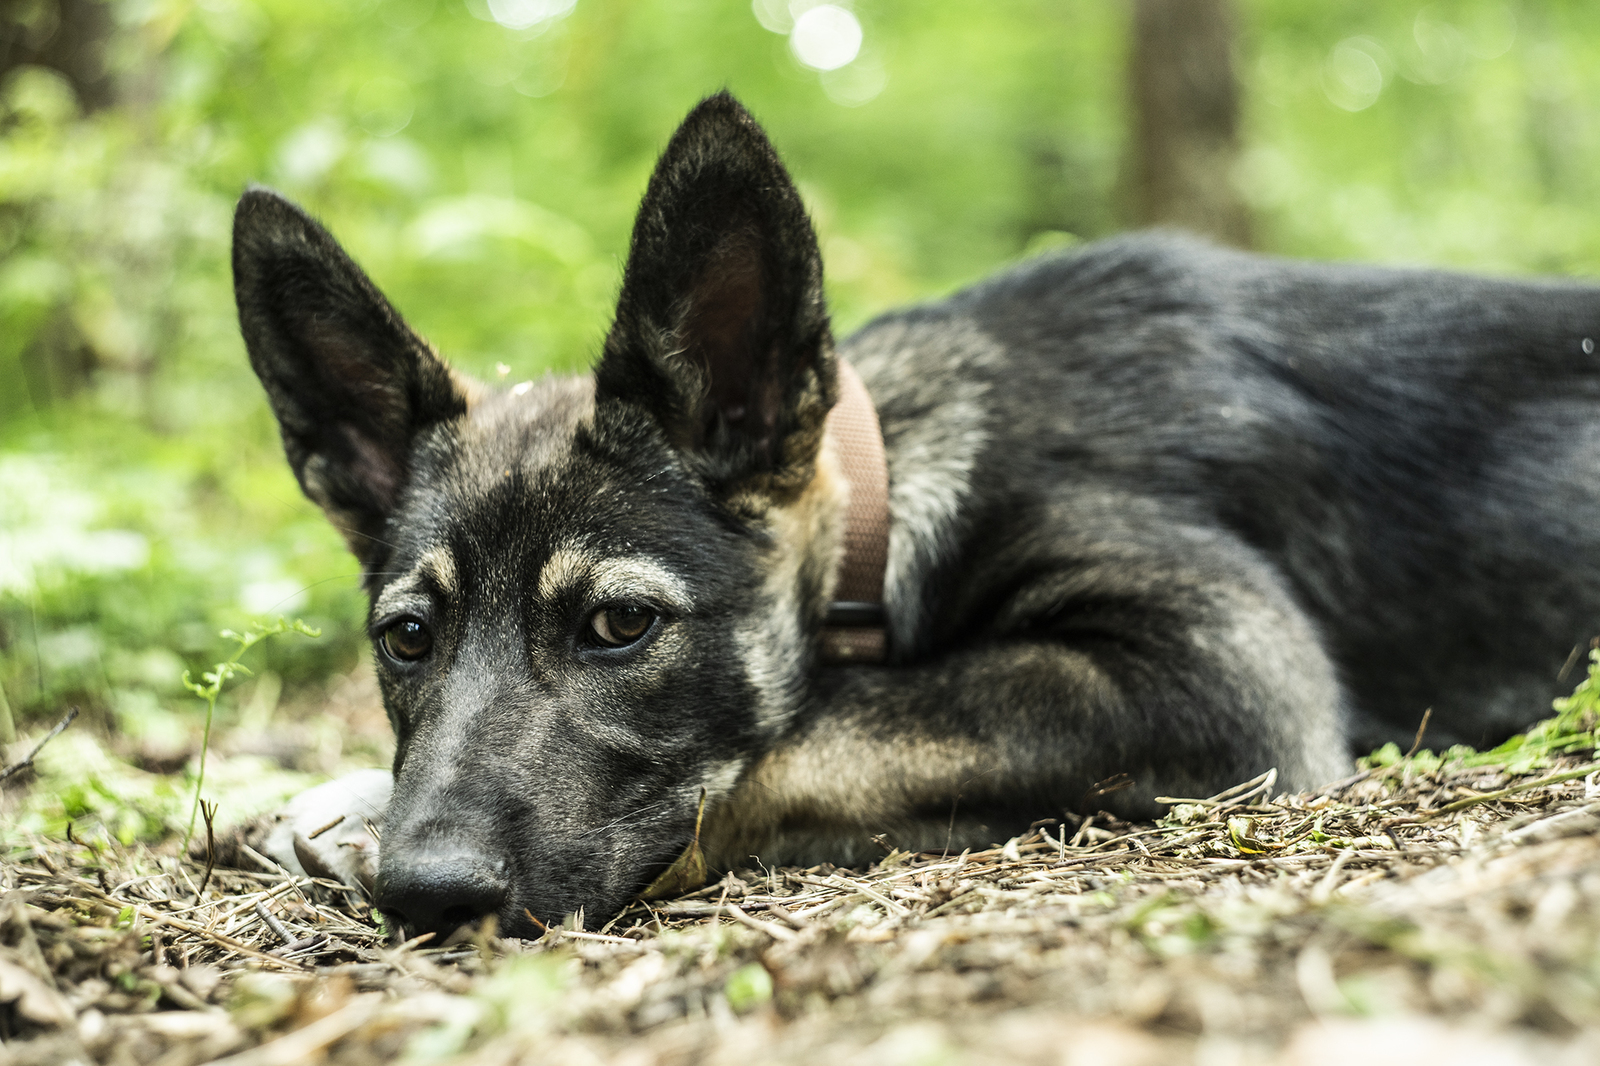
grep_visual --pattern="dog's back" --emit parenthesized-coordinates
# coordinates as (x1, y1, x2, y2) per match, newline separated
(853, 232, 1600, 752)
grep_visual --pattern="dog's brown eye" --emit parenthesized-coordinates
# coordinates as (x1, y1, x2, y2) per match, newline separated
(381, 619, 433, 662)
(590, 606, 655, 648)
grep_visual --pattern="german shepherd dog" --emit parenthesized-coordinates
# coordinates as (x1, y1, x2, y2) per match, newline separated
(233, 93, 1600, 938)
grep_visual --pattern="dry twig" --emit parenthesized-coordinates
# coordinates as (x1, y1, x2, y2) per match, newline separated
(0, 707, 80, 786)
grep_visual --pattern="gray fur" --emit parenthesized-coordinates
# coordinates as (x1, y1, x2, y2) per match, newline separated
(233, 93, 1600, 937)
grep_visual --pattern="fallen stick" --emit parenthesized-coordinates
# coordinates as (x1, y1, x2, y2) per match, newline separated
(801, 875, 912, 917)
(209, 878, 308, 928)
(65, 878, 310, 971)
(254, 900, 293, 944)
(923, 887, 984, 918)
(723, 902, 798, 941)
(765, 902, 808, 931)
(1496, 799, 1600, 845)
(0, 707, 80, 785)
(1419, 762, 1600, 820)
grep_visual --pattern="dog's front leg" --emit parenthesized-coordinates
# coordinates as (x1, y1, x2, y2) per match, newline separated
(705, 580, 1351, 867)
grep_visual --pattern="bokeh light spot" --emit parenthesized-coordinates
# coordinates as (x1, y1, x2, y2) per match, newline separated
(1323, 38, 1386, 112)
(752, 0, 792, 34)
(479, 0, 576, 33)
(821, 55, 886, 106)
(353, 77, 415, 137)
(1462, 3, 1516, 60)
(789, 5, 862, 72)
(1407, 7, 1466, 85)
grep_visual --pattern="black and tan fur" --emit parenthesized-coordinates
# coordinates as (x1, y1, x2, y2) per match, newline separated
(234, 93, 1600, 937)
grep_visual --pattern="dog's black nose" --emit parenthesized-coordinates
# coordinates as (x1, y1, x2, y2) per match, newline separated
(375, 853, 509, 938)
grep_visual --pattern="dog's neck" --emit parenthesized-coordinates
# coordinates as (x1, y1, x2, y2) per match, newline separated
(818, 361, 889, 663)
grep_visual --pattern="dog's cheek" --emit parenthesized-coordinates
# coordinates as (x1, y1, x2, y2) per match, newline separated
(375, 669, 408, 769)
(673, 618, 775, 750)
(374, 665, 439, 776)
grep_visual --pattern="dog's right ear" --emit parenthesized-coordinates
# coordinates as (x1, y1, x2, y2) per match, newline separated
(232, 188, 467, 569)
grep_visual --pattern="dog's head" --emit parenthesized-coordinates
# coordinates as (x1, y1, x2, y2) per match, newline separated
(233, 94, 842, 936)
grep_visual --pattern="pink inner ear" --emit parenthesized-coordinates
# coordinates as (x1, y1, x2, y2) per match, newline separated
(682, 231, 778, 446)
(305, 322, 411, 512)
(342, 424, 403, 513)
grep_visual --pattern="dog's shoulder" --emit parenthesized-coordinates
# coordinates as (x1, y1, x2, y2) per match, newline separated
(844, 230, 1600, 746)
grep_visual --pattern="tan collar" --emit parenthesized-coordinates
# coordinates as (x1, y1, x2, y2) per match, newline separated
(818, 361, 889, 664)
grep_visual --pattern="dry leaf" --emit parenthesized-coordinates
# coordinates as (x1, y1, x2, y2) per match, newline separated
(0, 957, 74, 1027)
(638, 788, 709, 901)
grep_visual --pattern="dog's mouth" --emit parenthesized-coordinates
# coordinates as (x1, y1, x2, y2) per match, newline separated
(382, 909, 522, 949)
(374, 834, 701, 942)
(378, 895, 530, 947)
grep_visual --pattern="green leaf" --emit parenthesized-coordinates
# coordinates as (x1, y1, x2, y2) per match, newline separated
(724, 963, 773, 1013)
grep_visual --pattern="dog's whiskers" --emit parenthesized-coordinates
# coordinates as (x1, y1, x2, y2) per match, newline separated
(593, 799, 673, 837)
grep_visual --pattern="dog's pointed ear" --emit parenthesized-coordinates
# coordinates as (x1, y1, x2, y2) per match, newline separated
(595, 92, 835, 498)
(232, 187, 468, 568)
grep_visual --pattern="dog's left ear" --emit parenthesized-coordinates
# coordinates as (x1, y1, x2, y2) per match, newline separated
(595, 92, 835, 499)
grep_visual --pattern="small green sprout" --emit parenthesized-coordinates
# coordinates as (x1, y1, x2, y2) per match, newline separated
(181, 618, 320, 850)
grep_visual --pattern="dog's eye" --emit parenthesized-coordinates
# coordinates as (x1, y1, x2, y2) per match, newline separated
(381, 618, 433, 662)
(589, 605, 655, 648)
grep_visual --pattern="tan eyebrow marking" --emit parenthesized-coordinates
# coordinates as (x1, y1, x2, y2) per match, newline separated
(419, 546, 457, 597)
(373, 546, 458, 617)
(537, 547, 588, 601)
(537, 546, 694, 611)
(374, 572, 425, 618)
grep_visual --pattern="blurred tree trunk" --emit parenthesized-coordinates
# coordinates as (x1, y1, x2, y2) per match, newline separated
(1, 0, 116, 109)
(2, 0, 117, 416)
(1123, 0, 1251, 248)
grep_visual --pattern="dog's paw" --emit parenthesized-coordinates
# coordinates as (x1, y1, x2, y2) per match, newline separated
(256, 769, 392, 895)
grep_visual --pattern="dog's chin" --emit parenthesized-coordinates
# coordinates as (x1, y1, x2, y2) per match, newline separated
(380, 899, 586, 944)
(501, 896, 567, 938)
(503, 886, 639, 936)
(504, 843, 698, 936)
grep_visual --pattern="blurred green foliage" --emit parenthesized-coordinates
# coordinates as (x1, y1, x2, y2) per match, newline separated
(1364, 647, 1600, 776)
(4, 0, 1600, 768)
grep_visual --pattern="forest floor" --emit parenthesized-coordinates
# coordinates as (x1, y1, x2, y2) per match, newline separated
(4, 674, 1600, 1066)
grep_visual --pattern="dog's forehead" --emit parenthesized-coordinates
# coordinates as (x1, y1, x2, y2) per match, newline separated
(455, 373, 598, 488)
(387, 373, 717, 588)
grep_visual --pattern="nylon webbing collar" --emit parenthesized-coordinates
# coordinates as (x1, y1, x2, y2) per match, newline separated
(818, 361, 889, 664)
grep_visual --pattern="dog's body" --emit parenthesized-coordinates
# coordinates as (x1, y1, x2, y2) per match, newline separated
(233, 94, 1600, 937)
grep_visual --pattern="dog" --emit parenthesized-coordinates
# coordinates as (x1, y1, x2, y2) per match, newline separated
(233, 92, 1600, 938)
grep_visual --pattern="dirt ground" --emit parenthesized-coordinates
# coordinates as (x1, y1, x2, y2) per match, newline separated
(4, 699, 1600, 1066)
